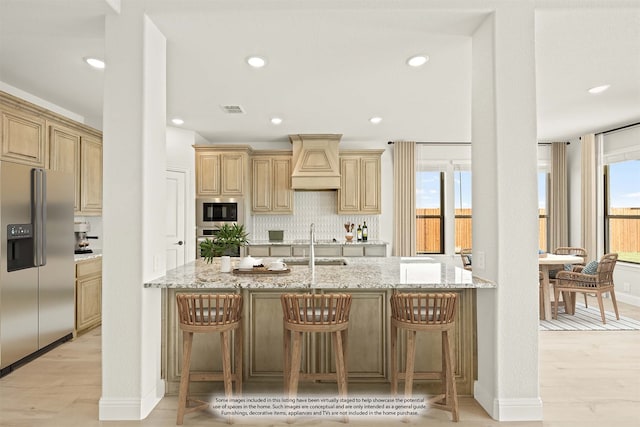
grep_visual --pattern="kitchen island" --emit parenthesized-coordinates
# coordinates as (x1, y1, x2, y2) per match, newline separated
(145, 257, 495, 396)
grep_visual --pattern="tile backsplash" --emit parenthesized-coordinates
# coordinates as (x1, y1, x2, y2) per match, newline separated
(251, 191, 378, 241)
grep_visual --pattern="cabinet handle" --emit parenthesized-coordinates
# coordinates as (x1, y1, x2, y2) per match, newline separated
(176, 241, 184, 246)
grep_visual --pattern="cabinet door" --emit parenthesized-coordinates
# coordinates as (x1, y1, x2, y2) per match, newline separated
(270, 245, 292, 257)
(337, 157, 360, 213)
(248, 291, 310, 379)
(252, 158, 272, 212)
(324, 291, 387, 379)
(196, 152, 221, 196)
(76, 275, 102, 333)
(49, 124, 81, 212)
(0, 108, 46, 167)
(272, 157, 293, 213)
(248, 246, 270, 257)
(360, 156, 381, 213)
(80, 135, 102, 214)
(342, 245, 364, 257)
(220, 153, 244, 195)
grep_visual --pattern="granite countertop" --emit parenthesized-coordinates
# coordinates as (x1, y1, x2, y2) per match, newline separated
(74, 250, 103, 262)
(249, 240, 388, 246)
(144, 257, 495, 290)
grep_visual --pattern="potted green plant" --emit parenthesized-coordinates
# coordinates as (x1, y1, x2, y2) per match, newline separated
(200, 223, 249, 271)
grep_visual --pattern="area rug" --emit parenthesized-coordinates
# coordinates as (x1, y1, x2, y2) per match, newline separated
(539, 303, 640, 331)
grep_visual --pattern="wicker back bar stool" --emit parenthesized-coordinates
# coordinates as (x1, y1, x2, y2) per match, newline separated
(176, 293, 243, 425)
(281, 293, 352, 400)
(390, 292, 459, 422)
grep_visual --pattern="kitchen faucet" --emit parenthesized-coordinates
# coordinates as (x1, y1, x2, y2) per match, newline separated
(309, 223, 316, 280)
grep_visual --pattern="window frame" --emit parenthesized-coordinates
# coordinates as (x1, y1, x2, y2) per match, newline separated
(604, 162, 640, 265)
(453, 168, 472, 254)
(415, 171, 445, 254)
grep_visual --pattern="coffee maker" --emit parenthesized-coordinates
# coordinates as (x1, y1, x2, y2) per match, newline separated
(74, 222, 93, 254)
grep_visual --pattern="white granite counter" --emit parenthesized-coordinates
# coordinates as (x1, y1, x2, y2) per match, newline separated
(74, 250, 103, 262)
(144, 257, 495, 290)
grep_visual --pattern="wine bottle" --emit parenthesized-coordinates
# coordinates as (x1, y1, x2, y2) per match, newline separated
(357, 224, 363, 241)
(362, 221, 368, 241)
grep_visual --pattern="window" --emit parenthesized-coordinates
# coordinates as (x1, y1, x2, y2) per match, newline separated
(538, 171, 549, 252)
(605, 160, 640, 264)
(416, 171, 444, 254)
(454, 170, 472, 252)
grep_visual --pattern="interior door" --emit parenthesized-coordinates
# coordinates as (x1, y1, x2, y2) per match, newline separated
(166, 169, 186, 270)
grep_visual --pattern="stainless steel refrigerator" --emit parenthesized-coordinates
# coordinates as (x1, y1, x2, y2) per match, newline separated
(0, 161, 74, 372)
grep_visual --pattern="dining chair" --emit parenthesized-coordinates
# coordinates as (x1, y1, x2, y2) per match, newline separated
(550, 247, 588, 309)
(460, 249, 472, 271)
(553, 253, 619, 324)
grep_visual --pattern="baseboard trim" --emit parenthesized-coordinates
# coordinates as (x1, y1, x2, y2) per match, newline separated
(99, 383, 164, 420)
(474, 381, 543, 421)
(616, 291, 640, 307)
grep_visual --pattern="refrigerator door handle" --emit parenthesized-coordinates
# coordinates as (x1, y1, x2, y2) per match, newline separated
(41, 170, 47, 266)
(31, 168, 46, 267)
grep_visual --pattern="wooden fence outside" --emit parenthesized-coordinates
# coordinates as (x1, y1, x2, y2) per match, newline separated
(416, 208, 548, 253)
(608, 208, 640, 253)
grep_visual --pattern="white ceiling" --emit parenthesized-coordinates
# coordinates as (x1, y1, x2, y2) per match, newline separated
(1, 0, 639, 144)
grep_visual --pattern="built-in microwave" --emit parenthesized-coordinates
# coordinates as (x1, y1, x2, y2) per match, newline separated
(196, 197, 243, 228)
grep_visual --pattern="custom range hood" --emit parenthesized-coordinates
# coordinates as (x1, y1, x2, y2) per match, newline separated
(289, 134, 341, 190)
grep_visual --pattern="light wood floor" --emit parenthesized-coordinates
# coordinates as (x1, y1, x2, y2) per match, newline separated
(1, 296, 639, 427)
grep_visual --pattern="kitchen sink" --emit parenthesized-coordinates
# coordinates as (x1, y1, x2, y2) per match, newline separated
(283, 257, 348, 266)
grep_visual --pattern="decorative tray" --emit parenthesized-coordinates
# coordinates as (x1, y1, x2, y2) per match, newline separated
(232, 267, 291, 275)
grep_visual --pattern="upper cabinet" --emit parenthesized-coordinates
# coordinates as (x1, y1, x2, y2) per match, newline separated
(1, 91, 102, 215)
(195, 146, 251, 197)
(49, 124, 102, 216)
(251, 151, 293, 214)
(79, 135, 103, 214)
(337, 150, 383, 214)
(0, 106, 47, 167)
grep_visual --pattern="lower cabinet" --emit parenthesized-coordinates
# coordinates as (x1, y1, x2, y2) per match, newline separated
(162, 288, 476, 396)
(75, 257, 102, 334)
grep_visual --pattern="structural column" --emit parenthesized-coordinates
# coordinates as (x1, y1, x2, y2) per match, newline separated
(471, 2, 542, 421)
(99, 2, 167, 420)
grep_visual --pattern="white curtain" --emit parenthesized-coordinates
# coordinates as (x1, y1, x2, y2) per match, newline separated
(549, 142, 568, 251)
(393, 141, 416, 256)
(581, 134, 597, 262)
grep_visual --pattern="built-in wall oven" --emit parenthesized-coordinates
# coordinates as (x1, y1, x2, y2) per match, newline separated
(196, 197, 244, 259)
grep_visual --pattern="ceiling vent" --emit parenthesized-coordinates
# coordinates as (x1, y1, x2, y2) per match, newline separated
(289, 134, 341, 190)
(220, 105, 245, 114)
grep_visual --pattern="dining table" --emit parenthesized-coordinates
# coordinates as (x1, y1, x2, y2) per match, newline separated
(538, 253, 585, 320)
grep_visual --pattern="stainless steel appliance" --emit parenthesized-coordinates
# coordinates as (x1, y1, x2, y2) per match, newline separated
(74, 221, 96, 254)
(196, 197, 243, 228)
(196, 197, 244, 259)
(0, 161, 74, 374)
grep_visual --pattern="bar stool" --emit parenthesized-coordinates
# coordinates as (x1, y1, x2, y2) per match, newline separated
(390, 292, 459, 422)
(281, 293, 352, 399)
(176, 293, 243, 425)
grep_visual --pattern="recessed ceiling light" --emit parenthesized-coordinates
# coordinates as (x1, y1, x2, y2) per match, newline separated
(588, 84, 610, 94)
(171, 118, 184, 125)
(407, 55, 429, 67)
(369, 117, 382, 124)
(246, 56, 267, 68)
(270, 117, 283, 125)
(84, 57, 105, 69)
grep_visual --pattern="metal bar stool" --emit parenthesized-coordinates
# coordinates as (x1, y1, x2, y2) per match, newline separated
(281, 293, 352, 400)
(390, 292, 459, 422)
(176, 293, 243, 425)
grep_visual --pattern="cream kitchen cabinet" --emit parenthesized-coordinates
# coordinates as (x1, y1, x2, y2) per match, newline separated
(75, 257, 102, 335)
(49, 124, 102, 215)
(195, 146, 250, 197)
(337, 150, 383, 214)
(251, 152, 293, 214)
(0, 105, 47, 167)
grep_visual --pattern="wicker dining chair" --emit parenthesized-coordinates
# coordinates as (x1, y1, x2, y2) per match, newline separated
(460, 249, 472, 271)
(554, 253, 619, 324)
(551, 247, 588, 308)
